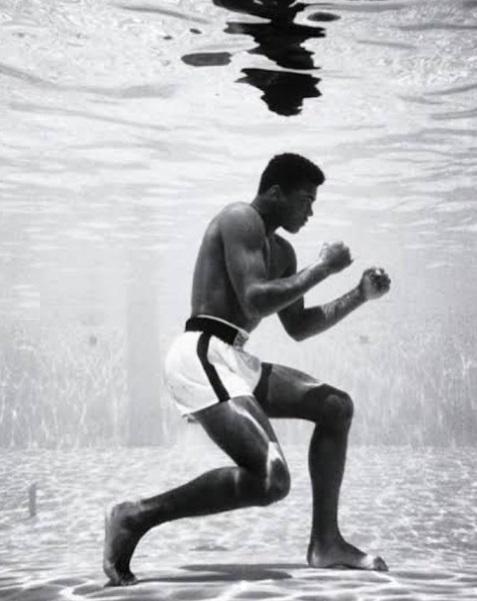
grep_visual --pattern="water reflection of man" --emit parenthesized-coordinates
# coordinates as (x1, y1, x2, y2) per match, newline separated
(222, 0, 326, 115)
(182, 0, 329, 115)
(104, 153, 391, 585)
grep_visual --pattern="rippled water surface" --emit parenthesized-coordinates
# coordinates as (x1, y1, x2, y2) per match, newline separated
(1, 442, 477, 600)
(0, 5, 476, 432)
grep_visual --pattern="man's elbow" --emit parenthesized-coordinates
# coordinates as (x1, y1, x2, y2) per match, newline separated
(281, 317, 308, 341)
(288, 324, 308, 342)
(285, 313, 327, 341)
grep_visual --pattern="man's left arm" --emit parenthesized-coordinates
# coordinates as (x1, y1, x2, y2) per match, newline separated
(279, 267, 391, 341)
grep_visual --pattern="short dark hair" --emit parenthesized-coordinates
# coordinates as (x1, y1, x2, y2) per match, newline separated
(258, 153, 325, 194)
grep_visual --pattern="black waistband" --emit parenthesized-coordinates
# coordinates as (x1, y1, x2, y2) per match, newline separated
(185, 316, 244, 346)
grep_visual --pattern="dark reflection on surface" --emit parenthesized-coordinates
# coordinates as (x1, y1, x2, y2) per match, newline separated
(182, 0, 337, 116)
(215, 0, 304, 19)
(238, 68, 321, 116)
(182, 52, 232, 67)
(225, 19, 324, 71)
(308, 12, 341, 22)
(223, 0, 328, 115)
(216, 0, 327, 69)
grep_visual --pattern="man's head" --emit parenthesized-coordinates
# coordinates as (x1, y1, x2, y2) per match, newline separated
(257, 153, 325, 233)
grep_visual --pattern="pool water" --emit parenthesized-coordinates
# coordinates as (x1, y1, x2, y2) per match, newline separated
(0, 3, 476, 597)
(0, 0, 476, 447)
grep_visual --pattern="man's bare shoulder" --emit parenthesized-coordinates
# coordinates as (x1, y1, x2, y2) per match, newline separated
(217, 202, 265, 240)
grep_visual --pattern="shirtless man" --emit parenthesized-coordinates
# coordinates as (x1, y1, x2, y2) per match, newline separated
(103, 153, 391, 586)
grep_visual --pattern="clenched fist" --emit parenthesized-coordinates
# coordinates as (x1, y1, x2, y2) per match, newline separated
(319, 241, 353, 274)
(359, 267, 391, 300)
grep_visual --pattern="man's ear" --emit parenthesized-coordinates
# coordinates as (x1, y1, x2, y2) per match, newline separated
(269, 184, 283, 202)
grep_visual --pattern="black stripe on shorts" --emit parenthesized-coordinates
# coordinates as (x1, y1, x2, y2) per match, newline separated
(253, 362, 272, 402)
(196, 332, 230, 403)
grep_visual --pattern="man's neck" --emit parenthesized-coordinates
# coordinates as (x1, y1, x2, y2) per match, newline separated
(250, 195, 280, 236)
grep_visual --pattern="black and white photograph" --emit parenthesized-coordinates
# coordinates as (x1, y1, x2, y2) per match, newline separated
(0, 1, 476, 600)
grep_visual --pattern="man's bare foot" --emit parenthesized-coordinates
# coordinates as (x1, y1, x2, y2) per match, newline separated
(103, 501, 145, 586)
(307, 538, 388, 572)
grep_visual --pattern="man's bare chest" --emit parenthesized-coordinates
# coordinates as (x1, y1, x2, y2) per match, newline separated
(263, 237, 288, 279)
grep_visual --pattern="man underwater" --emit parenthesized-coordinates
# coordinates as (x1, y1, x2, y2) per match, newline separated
(104, 153, 391, 585)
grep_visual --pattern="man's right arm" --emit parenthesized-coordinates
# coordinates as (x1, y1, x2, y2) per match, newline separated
(221, 206, 331, 319)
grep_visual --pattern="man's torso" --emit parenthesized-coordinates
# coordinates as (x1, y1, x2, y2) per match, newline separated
(190, 202, 293, 332)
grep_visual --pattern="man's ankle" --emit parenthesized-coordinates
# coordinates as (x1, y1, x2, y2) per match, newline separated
(309, 532, 342, 550)
(134, 499, 168, 532)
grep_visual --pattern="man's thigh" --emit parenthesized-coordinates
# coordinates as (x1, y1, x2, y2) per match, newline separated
(193, 395, 286, 474)
(254, 362, 345, 422)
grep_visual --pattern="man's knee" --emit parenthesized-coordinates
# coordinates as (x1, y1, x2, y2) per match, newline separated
(257, 459, 291, 506)
(323, 389, 354, 431)
(307, 385, 354, 431)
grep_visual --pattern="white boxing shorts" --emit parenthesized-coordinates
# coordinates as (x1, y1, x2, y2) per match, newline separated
(164, 315, 263, 416)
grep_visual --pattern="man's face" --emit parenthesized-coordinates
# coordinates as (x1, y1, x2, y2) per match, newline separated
(280, 182, 317, 233)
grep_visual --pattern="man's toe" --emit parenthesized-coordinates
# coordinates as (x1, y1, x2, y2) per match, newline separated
(373, 556, 388, 572)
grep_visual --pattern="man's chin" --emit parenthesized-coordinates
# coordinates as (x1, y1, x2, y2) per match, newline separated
(285, 223, 303, 234)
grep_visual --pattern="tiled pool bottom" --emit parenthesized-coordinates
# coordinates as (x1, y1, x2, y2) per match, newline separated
(1, 441, 476, 600)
